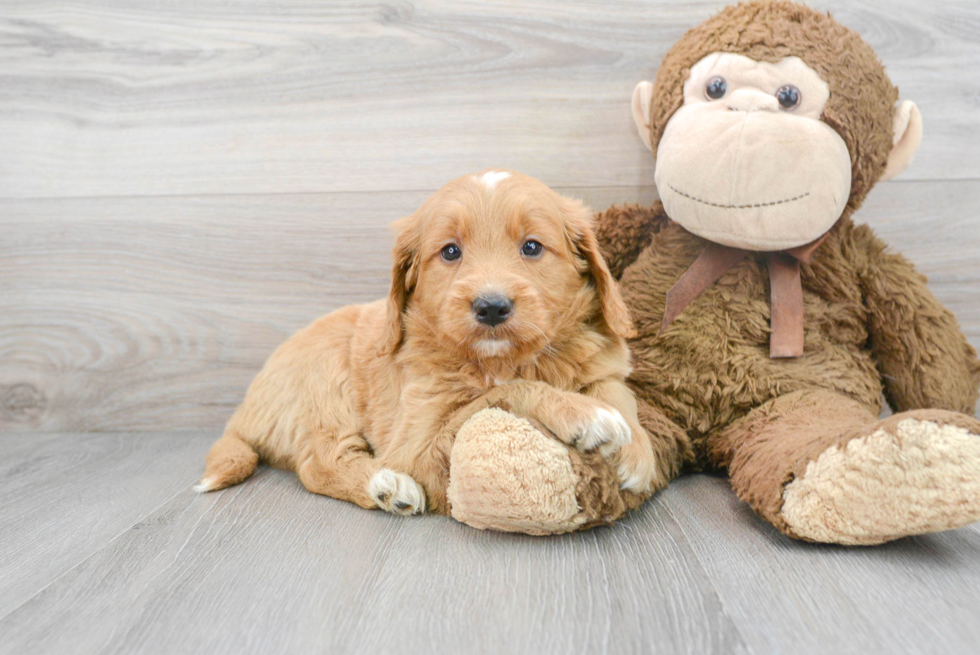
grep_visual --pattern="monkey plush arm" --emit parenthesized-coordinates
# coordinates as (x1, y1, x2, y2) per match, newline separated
(593, 201, 671, 280)
(859, 228, 980, 414)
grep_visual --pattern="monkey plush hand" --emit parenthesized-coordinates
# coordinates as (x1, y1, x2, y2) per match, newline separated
(595, 1, 980, 544)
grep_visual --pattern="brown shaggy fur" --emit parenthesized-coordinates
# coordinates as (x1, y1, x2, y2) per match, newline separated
(594, 1, 980, 542)
(199, 171, 663, 515)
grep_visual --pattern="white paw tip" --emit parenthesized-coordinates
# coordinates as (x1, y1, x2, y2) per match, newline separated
(368, 468, 426, 516)
(617, 456, 657, 494)
(582, 408, 631, 453)
(598, 408, 631, 438)
(193, 478, 214, 493)
(618, 470, 646, 493)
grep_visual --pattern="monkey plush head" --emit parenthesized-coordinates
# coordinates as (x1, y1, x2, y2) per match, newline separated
(632, 1, 922, 251)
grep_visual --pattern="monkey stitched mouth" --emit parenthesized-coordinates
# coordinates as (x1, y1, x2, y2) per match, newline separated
(668, 184, 810, 209)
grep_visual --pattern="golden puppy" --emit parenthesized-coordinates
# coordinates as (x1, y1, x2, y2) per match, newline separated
(196, 170, 659, 515)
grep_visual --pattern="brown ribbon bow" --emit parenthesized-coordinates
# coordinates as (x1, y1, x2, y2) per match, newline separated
(659, 234, 828, 358)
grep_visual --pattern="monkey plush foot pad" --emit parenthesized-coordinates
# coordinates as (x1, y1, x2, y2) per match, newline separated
(781, 418, 980, 545)
(447, 408, 644, 535)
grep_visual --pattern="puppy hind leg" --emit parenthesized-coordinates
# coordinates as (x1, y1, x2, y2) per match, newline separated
(196, 430, 259, 492)
(298, 432, 424, 515)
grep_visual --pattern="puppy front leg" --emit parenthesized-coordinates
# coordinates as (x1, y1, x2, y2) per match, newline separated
(297, 431, 384, 510)
(581, 379, 662, 495)
(475, 380, 632, 457)
(475, 379, 663, 494)
(365, 467, 427, 516)
(370, 394, 461, 515)
(296, 430, 426, 516)
(375, 427, 454, 516)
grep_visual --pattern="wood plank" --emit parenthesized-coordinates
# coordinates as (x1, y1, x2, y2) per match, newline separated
(663, 474, 980, 655)
(0, 431, 213, 618)
(342, 494, 744, 655)
(0, 190, 416, 433)
(0, 0, 977, 200)
(0, 185, 655, 432)
(0, 465, 746, 655)
(1, 181, 977, 433)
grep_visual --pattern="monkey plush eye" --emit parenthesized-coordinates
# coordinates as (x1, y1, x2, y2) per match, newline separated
(441, 243, 462, 261)
(705, 76, 727, 100)
(776, 84, 802, 110)
(521, 240, 544, 258)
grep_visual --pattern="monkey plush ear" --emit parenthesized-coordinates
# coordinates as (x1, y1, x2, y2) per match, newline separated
(631, 81, 655, 153)
(880, 100, 923, 182)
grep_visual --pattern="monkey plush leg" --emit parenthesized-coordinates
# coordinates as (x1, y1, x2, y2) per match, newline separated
(708, 390, 980, 545)
(447, 408, 648, 535)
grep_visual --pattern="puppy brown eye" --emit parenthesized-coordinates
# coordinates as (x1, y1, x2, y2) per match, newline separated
(441, 244, 461, 261)
(521, 240, 544, 258)
(776, 84, 801, 110)
(705, 76, 727, 100)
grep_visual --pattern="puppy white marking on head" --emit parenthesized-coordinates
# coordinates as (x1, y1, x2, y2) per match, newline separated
(480, 170, 511, 191)
(368, 468, 426, 515)
(474, 339, 512, 357)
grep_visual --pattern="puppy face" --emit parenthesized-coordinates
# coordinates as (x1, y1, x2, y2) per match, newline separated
(381, 171, 633, 362)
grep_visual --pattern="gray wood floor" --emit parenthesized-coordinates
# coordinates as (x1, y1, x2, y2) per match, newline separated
(4, 433, 980, 655)
(2, 1, 980, 653)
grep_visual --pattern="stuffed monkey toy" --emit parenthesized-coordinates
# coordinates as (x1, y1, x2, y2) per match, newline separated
(447, 1, 980, 544)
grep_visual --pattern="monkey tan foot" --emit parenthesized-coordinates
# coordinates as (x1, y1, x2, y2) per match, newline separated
(780, 417, 980, 545)
(447, 408, 645, 535)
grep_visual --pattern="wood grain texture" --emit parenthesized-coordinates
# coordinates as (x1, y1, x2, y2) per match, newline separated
(4, 449, 980, 655)
(664, 474, 980, 655)
(0, 185, 657, 432)
(342, 496, 743, 655)
(0, 0, 978, 200)
(1, 181, 976, 432)
(0, 463, 746, 655)
(1, 1, 979, 653)
(0, 431, 213, 617)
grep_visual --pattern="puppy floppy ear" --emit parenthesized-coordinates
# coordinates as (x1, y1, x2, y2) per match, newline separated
(379, 212, 422, 355)
(562, 198, 637, 340)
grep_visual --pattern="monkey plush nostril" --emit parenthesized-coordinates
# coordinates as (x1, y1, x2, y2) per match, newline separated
(472, 294, 513, 327)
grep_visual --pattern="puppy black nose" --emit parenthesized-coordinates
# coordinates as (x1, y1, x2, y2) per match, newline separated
(472, 294, 513, 327)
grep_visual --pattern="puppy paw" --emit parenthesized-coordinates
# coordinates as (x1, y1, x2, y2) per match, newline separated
(368, 468, 426, 516)
(613, 439, 659, 494)
(544, 401, 632, 455)
(577, 407, 633, 456)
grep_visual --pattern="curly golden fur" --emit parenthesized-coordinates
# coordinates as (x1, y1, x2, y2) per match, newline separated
(197, 171, 661, 515)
